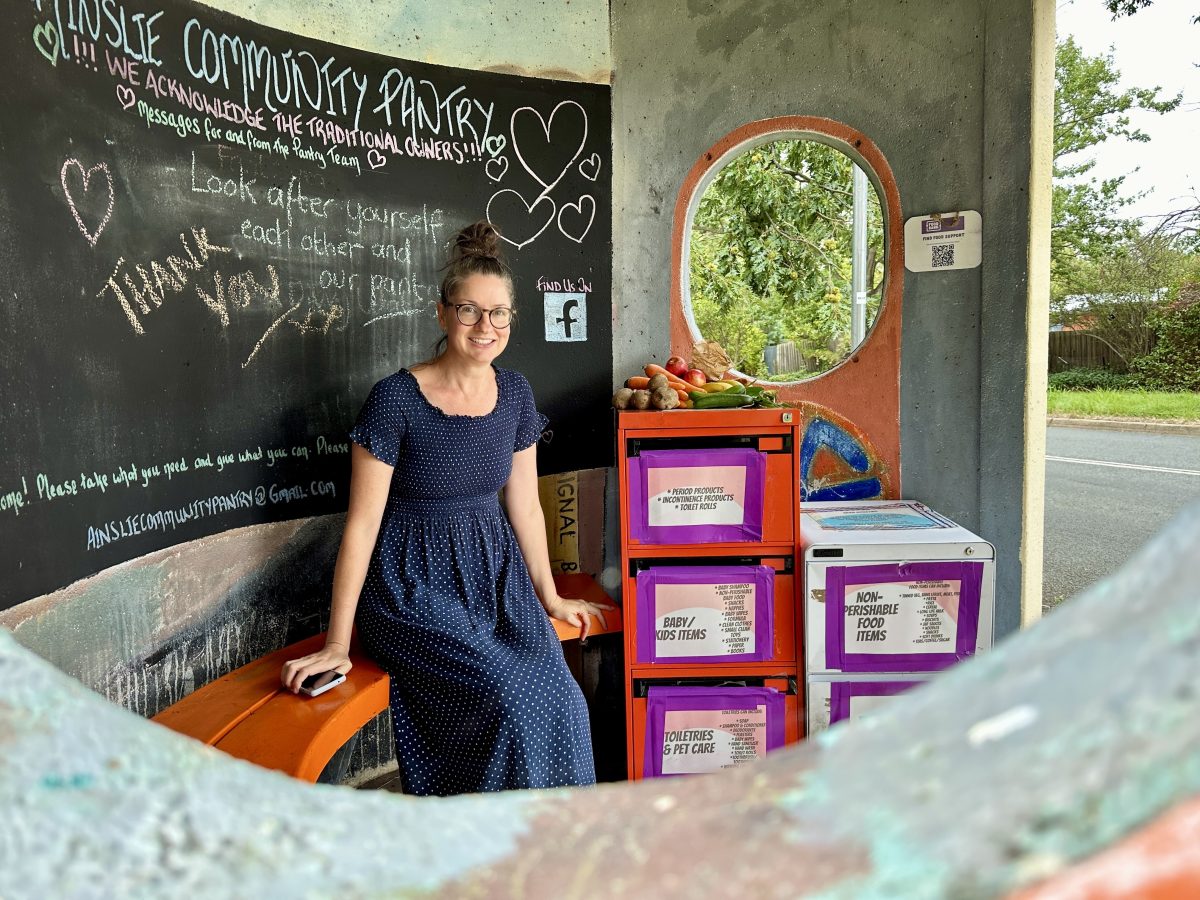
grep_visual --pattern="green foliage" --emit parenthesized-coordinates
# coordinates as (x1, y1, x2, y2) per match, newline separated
(1047, 368, 1136, 391)
(1129, 286, 1200, 391)
(1051, 37, 1181, 294)
(1103, 1, 1200, 25)
(1052, 234, 1200, 365)
(689, 139, 884, 377)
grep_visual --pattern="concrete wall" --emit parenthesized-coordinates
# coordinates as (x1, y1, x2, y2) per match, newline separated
(611, 0, 1050, 638)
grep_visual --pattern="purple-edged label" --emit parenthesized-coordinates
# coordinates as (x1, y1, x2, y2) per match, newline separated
(636, 565, 775, 664)
(829, 680, 924, 724)
(628, 448, 766, 544)
(920, 215, 965, 235)
(824, 561, 983, 672)
(644, 685, 785, 778)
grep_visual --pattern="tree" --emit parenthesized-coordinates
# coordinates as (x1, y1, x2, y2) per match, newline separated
(1051, 36, 1181, 308)
(1102, 1, 1200, 25)
(1130, 282, 1200, 389)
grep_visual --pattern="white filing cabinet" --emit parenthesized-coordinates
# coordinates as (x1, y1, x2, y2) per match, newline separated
(799, 500, 995, 734)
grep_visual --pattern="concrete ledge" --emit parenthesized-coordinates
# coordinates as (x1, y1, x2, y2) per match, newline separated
(3, 505, 1200, 897)
(1047, 416, 1200, 436)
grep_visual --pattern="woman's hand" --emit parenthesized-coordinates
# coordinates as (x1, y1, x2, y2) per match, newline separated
(280, 641, 353, 694)
(542, 595, 617, 643)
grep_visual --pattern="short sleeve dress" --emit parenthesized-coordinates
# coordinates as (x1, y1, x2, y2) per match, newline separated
(349, 365, 595, 795)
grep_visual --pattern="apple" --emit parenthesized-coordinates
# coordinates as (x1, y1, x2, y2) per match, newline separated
(685, 368, 707, 388)
(664, 356, 689, 378)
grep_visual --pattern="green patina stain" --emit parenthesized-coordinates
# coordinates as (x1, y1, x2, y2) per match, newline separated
(40, 772, 96, 790)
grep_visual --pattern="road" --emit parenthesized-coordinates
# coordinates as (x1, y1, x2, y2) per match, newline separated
(1043, 425, 1200, 610)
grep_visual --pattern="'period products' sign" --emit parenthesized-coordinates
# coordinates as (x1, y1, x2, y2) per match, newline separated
(647, 465, 746, 527)
(628, 449, 765, 543)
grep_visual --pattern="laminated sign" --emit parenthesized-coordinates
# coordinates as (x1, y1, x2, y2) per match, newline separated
(825, 561, 983, 671)
(636, 565, 774, 663)
(628, 448, 765, 543)
(645, 686, 785, 778)
(829, 680, 923, 725)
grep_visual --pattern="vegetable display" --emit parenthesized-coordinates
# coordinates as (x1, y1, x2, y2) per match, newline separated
(612, 342, 783, 412)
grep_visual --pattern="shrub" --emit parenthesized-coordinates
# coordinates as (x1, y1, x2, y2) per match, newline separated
(1047, 368, 1136, 391)
(1129, 285, 1200, 392)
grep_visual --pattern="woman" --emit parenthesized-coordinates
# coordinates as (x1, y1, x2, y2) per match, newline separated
(282, 221, 611, 795)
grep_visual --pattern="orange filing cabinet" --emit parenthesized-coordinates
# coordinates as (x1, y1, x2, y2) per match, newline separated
(618, 409, 803, 780)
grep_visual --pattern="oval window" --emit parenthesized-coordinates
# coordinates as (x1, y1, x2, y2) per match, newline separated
(686, 137, 886, 381)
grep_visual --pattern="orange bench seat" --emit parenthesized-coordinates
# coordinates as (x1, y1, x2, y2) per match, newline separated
(151, 573, 618, 783)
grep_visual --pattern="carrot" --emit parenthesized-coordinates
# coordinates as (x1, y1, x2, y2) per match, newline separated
(625, 376, 651, 390)
(644, 364, 692, 393)
(674, 387, 691, 405)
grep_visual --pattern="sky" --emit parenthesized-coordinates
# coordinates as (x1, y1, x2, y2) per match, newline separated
(1055, 0, 1199, 225)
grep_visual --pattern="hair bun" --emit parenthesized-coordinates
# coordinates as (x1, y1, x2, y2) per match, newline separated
(452, 221, 505, 263)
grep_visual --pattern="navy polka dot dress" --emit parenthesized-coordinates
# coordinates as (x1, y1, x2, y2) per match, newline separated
(349, 365, 596, 796)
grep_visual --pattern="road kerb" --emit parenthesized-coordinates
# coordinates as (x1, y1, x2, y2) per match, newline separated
(1047, 416, 1200, 437)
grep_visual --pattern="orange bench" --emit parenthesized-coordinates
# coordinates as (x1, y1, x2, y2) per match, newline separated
(152, 573, 619, 783)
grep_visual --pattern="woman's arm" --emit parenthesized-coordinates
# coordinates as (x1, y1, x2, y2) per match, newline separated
(503, 445, 613, 640)
(281, 443, 393, 692)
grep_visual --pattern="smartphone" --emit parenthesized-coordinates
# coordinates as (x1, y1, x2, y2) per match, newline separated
(298, 669, 346, 697)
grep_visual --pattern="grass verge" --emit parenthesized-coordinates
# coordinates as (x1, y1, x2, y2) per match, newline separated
(1047, 389, 1200, 422)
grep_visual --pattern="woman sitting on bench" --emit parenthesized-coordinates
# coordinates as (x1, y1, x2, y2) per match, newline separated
(281, 221, 612, 796)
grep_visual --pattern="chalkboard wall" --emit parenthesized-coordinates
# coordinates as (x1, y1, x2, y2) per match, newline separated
(0, 1, 612, 611)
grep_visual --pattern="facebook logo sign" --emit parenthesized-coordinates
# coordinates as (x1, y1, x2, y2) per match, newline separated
(543, 292, 587, 342)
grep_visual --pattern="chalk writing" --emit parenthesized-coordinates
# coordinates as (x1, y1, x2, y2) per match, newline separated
(60, 157, 114, 246)
(96, 225, 232, 333)
(85, 478, 338, 550)
(41, 0, 165, 65)
(0, 435, 350, 521)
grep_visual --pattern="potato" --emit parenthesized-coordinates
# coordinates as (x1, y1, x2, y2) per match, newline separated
(629, 389, 652, 410)
(612, 388, 634, 409)
(651, 386, 679, 410)
(647, 373, 669, 391)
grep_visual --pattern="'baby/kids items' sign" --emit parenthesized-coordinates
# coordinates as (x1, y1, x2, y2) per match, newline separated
(825, 561, 983, 671)
(645, 686, 785, 778)
(636, 565, 774, 663)
(627, 448, 766, 543)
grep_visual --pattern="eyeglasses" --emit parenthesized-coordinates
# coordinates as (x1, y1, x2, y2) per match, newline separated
(450, 304, 513, 328)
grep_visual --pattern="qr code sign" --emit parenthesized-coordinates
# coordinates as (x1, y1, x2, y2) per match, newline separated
(931, 244, 956, 268)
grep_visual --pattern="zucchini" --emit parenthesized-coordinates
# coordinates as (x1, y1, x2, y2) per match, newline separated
(690, 391, 754, 409)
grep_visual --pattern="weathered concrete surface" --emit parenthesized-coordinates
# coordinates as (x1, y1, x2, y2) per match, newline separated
(3, 504, 1198, 898)
(198, 0, 612, 83)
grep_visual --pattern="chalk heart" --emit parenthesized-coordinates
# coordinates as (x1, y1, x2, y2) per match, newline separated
(116, 84, 136, 110)
(484, 155, 509, 183)
(578, 153, 602, 182)
(367, 149, 386, 169)
(558, 194, 596, 245)
(486, 189, 555, 250)
(60, 158, 114, 248)
(33, 21, 61, 66)
(511, 100, 587, 193)
(483, 134, 507, 158)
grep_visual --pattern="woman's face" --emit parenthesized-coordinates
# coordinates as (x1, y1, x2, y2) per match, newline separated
(438, 273, 513, 366)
